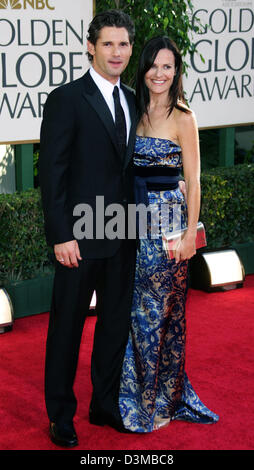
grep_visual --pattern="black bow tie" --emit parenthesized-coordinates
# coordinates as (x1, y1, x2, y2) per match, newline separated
(113, 86, 127, 157)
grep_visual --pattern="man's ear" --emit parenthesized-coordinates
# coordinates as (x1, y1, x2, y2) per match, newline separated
(87, 40, 95, 57)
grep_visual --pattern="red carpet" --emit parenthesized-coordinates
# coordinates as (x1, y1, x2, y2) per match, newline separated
(0, 276, 254, 451)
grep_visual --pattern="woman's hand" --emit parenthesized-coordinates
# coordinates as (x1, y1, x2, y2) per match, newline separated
(178, 180, 187, 200)
(174, 232, 196, 263)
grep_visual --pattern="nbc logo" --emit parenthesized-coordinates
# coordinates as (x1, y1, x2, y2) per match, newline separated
(0, 0, 55, 9)
(0, 0, 22, 7)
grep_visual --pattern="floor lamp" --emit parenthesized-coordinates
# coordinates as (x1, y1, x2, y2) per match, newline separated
(189, 248, 245, 292)
(0, 288, 14, 333)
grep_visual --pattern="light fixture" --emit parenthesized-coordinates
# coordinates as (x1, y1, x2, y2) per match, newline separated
(0, 288, 14, 333)
(189, 248, 245, 292)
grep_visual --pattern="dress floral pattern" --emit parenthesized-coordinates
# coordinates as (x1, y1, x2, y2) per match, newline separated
(118, 136, 219, 432)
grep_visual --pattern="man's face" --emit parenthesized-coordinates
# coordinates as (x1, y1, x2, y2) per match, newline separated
(87, 26, 133, 84)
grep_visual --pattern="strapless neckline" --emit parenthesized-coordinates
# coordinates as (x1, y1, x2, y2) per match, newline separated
(136, 135, 180, 149)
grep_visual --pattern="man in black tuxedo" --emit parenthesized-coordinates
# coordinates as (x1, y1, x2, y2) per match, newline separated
(39, 10, 137, 447)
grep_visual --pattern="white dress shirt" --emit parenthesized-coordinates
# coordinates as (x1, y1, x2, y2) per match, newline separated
(89, 67, 131, 143)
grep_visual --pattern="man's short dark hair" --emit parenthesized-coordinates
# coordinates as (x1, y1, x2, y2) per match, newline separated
(86, 9, 135, 63)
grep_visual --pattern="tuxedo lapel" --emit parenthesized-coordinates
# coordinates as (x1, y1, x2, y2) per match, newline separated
(81, 72, 120, 157)
(121, 83, 137, 169)
(81, 71, 137, 167)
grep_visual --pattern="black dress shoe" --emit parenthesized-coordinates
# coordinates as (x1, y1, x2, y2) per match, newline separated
(49, 422, 78, 447)
(89, 408, 133, 434)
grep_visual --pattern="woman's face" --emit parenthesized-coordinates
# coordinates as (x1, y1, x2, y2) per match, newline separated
(145, 48, 176, 96)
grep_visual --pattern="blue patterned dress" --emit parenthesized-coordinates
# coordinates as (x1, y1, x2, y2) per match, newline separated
(118, 136, 219, 433)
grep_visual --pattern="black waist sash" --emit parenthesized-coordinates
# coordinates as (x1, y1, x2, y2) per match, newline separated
(134, 166, 181, 206)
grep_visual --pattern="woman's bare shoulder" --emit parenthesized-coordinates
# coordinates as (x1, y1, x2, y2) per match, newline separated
(175, 104, 197, 129)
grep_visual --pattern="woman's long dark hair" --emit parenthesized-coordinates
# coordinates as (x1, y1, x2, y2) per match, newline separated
(136, 36, 190, 120)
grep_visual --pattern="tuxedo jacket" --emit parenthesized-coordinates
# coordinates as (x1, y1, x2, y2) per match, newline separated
(39, 71, 137, 258)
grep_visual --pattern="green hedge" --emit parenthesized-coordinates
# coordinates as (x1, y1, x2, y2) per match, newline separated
(200, 163, 254, 248)
(0, 188, 53, 282)
(0, 163, 253, 281)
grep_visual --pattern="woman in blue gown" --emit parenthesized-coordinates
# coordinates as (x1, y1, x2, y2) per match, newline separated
(119, 36, 219, 433)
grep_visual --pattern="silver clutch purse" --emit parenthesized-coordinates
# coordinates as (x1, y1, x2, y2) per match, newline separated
(162, 221, 207, 260)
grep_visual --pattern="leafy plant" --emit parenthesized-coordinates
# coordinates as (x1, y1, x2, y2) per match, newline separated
(200, 164, 254, 248)
(0, 188, 53, 282)
(33, 149, 39, 177)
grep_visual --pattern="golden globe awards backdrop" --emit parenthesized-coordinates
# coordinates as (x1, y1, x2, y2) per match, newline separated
(184, 0, 254, 128)
(0, 0, 93, 143)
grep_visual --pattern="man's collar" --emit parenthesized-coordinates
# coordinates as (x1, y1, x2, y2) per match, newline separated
(89, 66, 120, 92)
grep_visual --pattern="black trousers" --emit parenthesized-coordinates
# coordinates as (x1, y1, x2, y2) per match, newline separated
(44, 240, 136, 426)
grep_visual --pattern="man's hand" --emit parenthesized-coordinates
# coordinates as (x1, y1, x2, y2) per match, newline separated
(54, 240, 82, 268)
